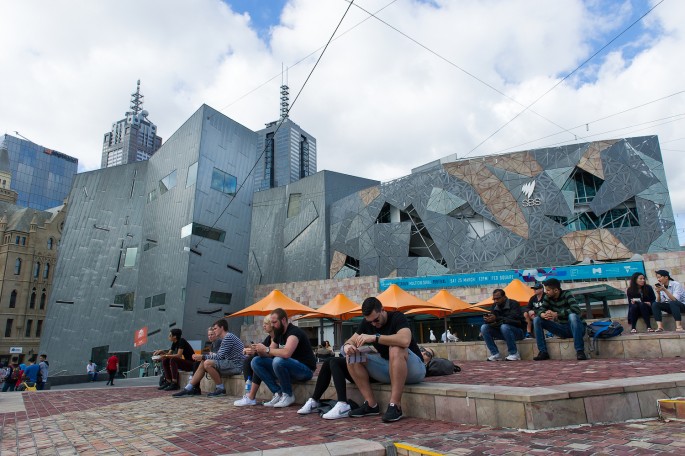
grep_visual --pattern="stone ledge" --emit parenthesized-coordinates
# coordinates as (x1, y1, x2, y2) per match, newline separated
(237, 438, 385, 456)
(178, 370, 685, 430)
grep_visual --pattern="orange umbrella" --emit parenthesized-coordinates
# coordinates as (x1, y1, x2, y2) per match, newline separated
(474, 279, 534, 308)
(228, 289, 316, 318)
(376, 284, 438, 311)
(296, 294, 362, 321)
(406, 290, 488, 340)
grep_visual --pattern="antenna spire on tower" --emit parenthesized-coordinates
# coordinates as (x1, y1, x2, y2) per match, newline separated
(130, 79, 144, 115)
(280, 65, 289, 120)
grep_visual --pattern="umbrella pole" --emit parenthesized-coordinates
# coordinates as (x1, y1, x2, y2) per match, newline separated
(319, 318, 324, 346)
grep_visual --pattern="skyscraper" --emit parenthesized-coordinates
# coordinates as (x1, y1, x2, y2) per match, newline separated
(0, 134, 78, 210)
(253, 84, 317, 191)
(101, 80, 162, 168)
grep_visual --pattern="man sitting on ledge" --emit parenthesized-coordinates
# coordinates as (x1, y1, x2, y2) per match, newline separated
(481, 288, 526, 361)
(343, 297, 425, 422)
(533, 278, 587, 361)
(251, 308, 317, 408)
(173, 318, 244, 397)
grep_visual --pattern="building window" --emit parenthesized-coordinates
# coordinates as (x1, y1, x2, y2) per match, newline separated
(30, 289, 36, 309)
(25, 320, 32, 337)
(33, 262, 41, 279)
(10, 290, 17, 308)
(4, 319, 12, 337)
(300, 135, 310, 178)
(209, 291, 232, 305)
(265, 132, 275, 188)
(147, 189, 157, 203)
(47, 238, 54, 250)
(15, 236, 20, 244)
(21, 237, 26, 246)
(36, 320, 43, 337)
(159, 170, 177, 195)
(145, 293, 166, 309)
(124, 248, 138, 267)
(43, 263, 50, 280)
(40, 290, 46, 310)
(14, 258, 21, 275)
(287, 193, 302, 218)
(191, 223, 226, 242)
(210, 168, 237, 195)
(186, 162, 198, 188)
(114, 292, 135, 311)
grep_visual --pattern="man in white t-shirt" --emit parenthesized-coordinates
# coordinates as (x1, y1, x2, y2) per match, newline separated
(86, 360, 98, 382)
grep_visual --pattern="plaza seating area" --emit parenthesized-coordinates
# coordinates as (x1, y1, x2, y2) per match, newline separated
(179, 315, 685, 431)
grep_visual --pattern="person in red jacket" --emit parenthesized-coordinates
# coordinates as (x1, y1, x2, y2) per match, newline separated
(105, 354, 119, 386)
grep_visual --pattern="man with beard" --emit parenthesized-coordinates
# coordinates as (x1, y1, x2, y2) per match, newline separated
(173, 319, 244, 397)
(251, 307, 316, 408)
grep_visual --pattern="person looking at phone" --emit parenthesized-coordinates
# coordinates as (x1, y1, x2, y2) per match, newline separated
(234, 316, 275, 406)
(653, 270, 685, 332)
(626, 272, 656, 333)
(533, 278, 587, 360)
(343, 297, 425, 422)
(481, 289, 526, 361)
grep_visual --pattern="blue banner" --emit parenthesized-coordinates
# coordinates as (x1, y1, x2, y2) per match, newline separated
(379, 261, 645, 291)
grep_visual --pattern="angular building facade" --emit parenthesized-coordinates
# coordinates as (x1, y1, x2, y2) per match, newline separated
(41, 105, 257, 374)
(101, 81, 163, 168)
(328, 137, 678, 279)
(247, 171, 379, 304)
(253, 118, 317, 191)
(0, 134, 78, 210)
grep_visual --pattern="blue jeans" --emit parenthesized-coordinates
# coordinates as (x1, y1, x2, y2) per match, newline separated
(250, 356, 313, 396)
(364, 350, 425, 384)
(534, 313, 585, 352)
(480, 323, 524, 355)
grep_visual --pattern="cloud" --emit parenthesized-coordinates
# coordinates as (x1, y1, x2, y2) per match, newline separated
(2, 0, 684, 241)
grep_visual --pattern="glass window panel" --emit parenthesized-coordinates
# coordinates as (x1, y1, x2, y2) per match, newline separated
(180, 223, 192, 239)
(191, 223, 226, 242)
(124, 247, 138, 267)
(186, 162, 198, 188)
(159, 170, 177, 195)
(209, 291, 232, 305)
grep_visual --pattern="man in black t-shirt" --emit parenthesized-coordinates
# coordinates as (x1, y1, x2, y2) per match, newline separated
(155, 328, 195, 391)
(251, 307, 316, 408)
(524, 283, 545, 337)
(343, 297, 425, 423)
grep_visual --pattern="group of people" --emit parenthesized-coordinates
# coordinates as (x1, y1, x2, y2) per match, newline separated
(480, 269, 685, 362)
(1, 354, 49, 391)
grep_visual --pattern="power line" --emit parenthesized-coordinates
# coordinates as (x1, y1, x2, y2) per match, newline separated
(194, 0, 357, 249)
(463, 0, 666, 158)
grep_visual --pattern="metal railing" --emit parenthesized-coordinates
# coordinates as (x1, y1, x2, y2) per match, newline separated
(122, 362, 150, 378)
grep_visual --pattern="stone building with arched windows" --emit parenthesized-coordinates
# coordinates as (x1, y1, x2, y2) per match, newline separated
(0, 159, 65, 364)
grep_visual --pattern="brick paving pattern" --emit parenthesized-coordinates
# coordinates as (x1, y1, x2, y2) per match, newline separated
(1, 358, 685, 455)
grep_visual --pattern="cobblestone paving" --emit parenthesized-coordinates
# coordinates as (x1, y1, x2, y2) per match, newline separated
(1, 358, 685, 455)
(423, 358, 685, 386)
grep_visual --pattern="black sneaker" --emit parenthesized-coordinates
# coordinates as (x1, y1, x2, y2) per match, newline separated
(163, 382, 180, 391)
(576, 350, 588, 360)
(382, 403, 403, 422)
(206, 388, 226, 397)
(172, 387, 201, 398)
(157, 381, 170, 390)
(349, 401, 380, 418)
(533, 351, 550, 361)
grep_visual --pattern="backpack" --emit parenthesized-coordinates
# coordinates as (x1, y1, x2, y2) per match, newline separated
(587, 320, 624, 355)
(426, 357, 461, 377)
(10, 367, 20, 382)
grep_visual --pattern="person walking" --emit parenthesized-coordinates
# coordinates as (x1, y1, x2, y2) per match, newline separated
(105, 354, 119, 386)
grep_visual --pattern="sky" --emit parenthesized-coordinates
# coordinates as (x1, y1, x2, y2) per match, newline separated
(2, 0, 684, 241)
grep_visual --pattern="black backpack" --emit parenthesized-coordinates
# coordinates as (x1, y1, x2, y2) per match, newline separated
(9, 367, 20, 382)
(587, 320, 624, 355)
(426, 357, 461, 376)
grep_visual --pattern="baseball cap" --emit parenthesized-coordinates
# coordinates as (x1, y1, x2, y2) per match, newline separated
(531, 283, 543, 290)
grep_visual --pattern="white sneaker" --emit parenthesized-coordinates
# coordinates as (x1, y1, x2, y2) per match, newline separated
(273, 393, 295, 408)
(234, 394, 257, 406)
(505, 352, 521, 361)
(263, 392, 282, 407)
(487, 353, 502, 361)
(322, 401, 351, 420)
(297, 398, 320, 415)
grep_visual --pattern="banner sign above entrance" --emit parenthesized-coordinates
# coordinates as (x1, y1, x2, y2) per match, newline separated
(379, 261, 645, 291)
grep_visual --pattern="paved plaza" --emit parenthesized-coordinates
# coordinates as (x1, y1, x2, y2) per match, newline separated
(1, 359, 685, 455)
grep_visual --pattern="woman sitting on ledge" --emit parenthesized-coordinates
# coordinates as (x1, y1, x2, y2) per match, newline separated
(626, 272, 656, 333)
